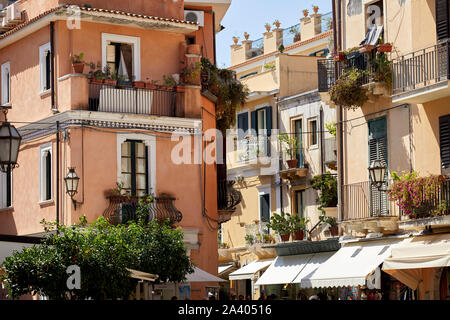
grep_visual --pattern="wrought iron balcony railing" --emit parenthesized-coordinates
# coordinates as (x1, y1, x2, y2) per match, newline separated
(318, 52, 374, 92)
(236, 135, 271, 163)
(392, 39, 450, 96)
(103, 196, 183, 225)
(217, 180, 242, 211)
(88, 81, 184, 117)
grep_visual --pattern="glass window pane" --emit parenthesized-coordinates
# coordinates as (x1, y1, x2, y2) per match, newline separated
(136, 158, 146, 174)
(121, 174, 131, 189)
(121, 142, 131, 156)
(136, 143, 145, 157)
(257, 109, 266, 131)
(136, 174, 146, 191)
(121, 158, 131, 173)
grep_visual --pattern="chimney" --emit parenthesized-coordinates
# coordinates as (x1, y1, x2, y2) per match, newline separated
(263, 29, 283, 55)
(300, 13, 322, 41)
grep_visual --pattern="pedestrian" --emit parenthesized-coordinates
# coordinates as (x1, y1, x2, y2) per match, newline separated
(238, 295, 245, 300)
(297, 292, 307, 300)
(230, 294, 236, 300)
(258, 290, 266, 300)
(246, 295, 251, 300)
(171, 296, 178, 301)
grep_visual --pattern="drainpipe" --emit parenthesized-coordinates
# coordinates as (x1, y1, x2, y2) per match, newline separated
(50, 21, 57, 113)
(337, 0, 344, 223)
(320, 107, 324, 175)
(56, 121, 60, 228)
(276, 95, 283, 213)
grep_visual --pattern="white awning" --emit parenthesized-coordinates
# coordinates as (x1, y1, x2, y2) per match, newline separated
(255, 254, 314, 286)
(185, 267, 226, 283)
(218, 264, 234, 276)
(382, 234, 450, 290)
(229, 259, 273, 281)
(293, 251, 336, 287)
(303, 239, 402, 288)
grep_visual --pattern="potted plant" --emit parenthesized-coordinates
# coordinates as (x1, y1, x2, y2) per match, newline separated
(371, 52, 393, 90)
(302, 9, 309, 17)
(312, 5, 319, 14)
(273, 20, 281, 29)
(71, 53, 85, 74)
(377, 35, 392, 53)
(244, 32, 250, 40)
(232, 36, 239, 45)
(310, 173, 338, 210)
(289, 26, 301, 42)
(319, 214, 339, 237)
(245, 234, 255, 246)
(163, 75, 177, 90)
(279, 133, 301, 169)
(263, 234, 274, 244)
(343, 47, 360, 60)
(133, 76, 146, 88)
(264, 23, 271, 32)
(145, 79, 158, 89)
(267, 212, 292, 242)
(329, 68, 369, 110)
(359, 44, 373, 53)
(290, 215, 309, 241)
(88, 62, 104, 84)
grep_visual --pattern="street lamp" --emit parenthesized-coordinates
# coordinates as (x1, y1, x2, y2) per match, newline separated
(0, 117, 22, 173)
(64, 167, 80, 208)
(368, 159, 387, 190)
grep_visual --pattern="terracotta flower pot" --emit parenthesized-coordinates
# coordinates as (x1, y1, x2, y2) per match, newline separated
(334, 52, 345, 61)
(233, 38, 239, 44)
(244, 34, 250, 40)
(104, 79, 117, 86)
(133, 81, 146, 88)
(145, 82, 157, 89)
(91, 78, 104, 84)
(313, 7, 319, 14)
(377, 43, 392, 53)
(303, 11, 309, 17)
(293, 230, 304, 241)
(329, 225, 339, 237)
(287, 159, 298, 169)
(359, 45, 373, 53)
(280, 234, 290, 242)
(265, 25, 271, 32)
(72, 62, 85, 74)
(274, 22, 281, 29)
(294, 34, 301, 42)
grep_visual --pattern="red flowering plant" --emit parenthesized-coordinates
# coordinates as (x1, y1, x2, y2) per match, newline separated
(388, 171, 447, 218)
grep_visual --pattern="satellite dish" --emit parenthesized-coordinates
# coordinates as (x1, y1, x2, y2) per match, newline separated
(367, 267, 381, 289)
(185, 12, 198, 23)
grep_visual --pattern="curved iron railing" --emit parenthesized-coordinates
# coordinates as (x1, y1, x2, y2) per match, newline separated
(218, 181, 242, 211)
(103, 196, 183, 225)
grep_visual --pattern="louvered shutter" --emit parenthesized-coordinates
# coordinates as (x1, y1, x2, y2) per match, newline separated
(368, 117, 389, 217)
(436, 0, 450, 41)
(251, 111, 257, 136)
(440, 115, 450, 169)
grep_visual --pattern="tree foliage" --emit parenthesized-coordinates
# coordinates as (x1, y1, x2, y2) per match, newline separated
(201, 58, 249, 133)
(1, 212, 194, 300)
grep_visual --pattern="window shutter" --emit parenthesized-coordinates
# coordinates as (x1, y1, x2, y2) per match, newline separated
(260, 194, 270, 223)
(251, 111, 257, 136)
(368, 117, 388, 217)
(45, 152, 52, 200)
(265, 106, 273, 136)
(237, 112, 249, 139)
(439, 115, 450, 169)
(436, 0, 450, 41)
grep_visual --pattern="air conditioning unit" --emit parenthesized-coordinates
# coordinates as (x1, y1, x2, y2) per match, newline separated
(184, 10, 204, 27)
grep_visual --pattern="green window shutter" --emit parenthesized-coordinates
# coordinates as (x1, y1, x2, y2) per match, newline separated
(251, 110, 257, 135)
(260, 194, 270, 223)
(440, 115, 450, 169)
(436, 0, 450, 41)
(265, 106, 273, 136)
(368, 117, 389, 217)
(237, 112, 249, 139)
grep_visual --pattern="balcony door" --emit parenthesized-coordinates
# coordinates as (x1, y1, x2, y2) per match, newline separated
(294, 189, 305, 219)
(121, 140, 148, 197)
(294, 119, 303, 168)
(368, 116, 389, 217)
(251, 106, 272, 157)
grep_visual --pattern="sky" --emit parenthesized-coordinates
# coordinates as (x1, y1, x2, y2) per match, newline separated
(216, 0, 333, 68)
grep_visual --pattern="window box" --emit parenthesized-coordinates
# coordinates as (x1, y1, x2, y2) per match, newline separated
(359, 45, 373, 53)
(133, 81, 146, 88)
(377, 43, 392, 53)
(104, 79, 117, 86)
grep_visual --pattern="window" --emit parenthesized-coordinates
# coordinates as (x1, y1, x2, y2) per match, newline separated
(251, 106, 272, 156)
(1, 62, 10, 105)
(121, 140, 148, 197)
(439, 115, 450, 171)
(368, 116, 388, 216)
(293, 119, 304, 168)
(39, 43, 51, 93)
(40, 144, 52, 201)
(294, 190, 305, 219)
(236, 111, 249, 139)
(0, 169, 12, 209)
(102, 33, 140, 81)
(259, 193, 270, 224)
(436, 0, 450, 41)
(365, 0, 384, 30)
(309, 119, 318, 147)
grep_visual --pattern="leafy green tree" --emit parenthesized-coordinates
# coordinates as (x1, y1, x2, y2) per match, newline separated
(1, 211, 194, 300)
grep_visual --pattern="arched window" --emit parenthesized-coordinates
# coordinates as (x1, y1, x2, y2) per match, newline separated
(40, 145, 52, 202)
(39, 43, 51, 93)
(1, 62, 10, 105)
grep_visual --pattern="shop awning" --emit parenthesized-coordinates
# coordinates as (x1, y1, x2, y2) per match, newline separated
(229, 259, 273, 281)
(255, 254, 314, 286)
(302, 239, 402, 288)
(382, 234, 450, 290)
(185, 267, 226, 283)
(218, 264, 234, 276)
(293, 251, 336, 287)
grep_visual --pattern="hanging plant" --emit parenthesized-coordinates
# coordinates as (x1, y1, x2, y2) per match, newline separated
(370, 52, 393, 90)
(200, 58, 249, 133)
(329, 68, 369, 110)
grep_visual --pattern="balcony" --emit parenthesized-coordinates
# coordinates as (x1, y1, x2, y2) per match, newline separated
(244, 222, 277, 260)
(324, 137, 337, 170)
(392, 39, 450, 104)
(341, 181, 400, 235)
(217, 180, 242, 223)
(279, 133, 309, 182)
(103, 196, 183, 225)
(88, 81, 185, 117)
